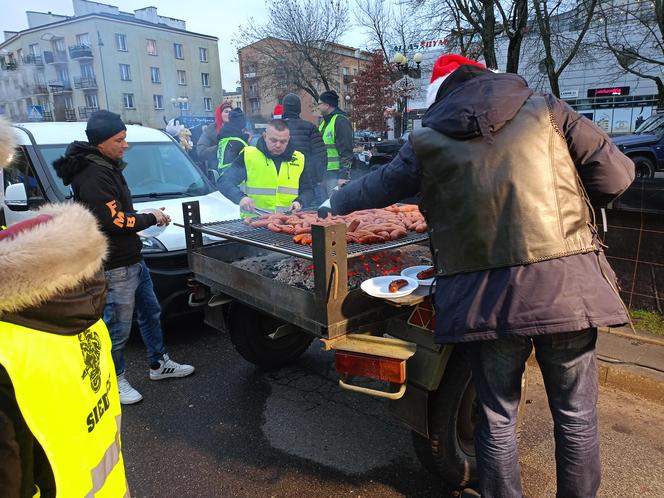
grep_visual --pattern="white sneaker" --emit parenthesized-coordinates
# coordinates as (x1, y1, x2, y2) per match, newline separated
(149, 354, 195, 381)
(117, 373, 143, 404)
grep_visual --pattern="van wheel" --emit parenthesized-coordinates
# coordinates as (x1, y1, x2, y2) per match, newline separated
(226, 302, 313, 370)
(632, 155, 655, 178)
(412, 345, 528, 488)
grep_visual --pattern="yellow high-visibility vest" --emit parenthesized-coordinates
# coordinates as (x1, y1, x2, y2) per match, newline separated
(0, 319, 128, 498)
(319, 114, 344, 171)
(242, 146, 304, 218)
(217, 136, 248, 172)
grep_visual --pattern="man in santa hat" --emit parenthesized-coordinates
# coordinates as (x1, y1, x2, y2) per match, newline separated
(327, 53, 635, 497)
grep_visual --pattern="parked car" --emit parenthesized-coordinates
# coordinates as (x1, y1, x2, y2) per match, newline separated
(612, 113, 664, 178)
(1, 122, 240, 316)
(370, 130, 411, 167)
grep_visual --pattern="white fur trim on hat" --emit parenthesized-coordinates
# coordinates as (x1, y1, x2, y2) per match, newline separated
(0, 117, 16, 169)
(426, 74, 451, 108)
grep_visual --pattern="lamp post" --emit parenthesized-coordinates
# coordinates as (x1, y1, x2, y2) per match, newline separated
(171, 96, 188, 118)
(391, 51, 423, 136)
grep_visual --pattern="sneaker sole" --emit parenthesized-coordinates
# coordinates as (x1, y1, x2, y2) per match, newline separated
(149, 369, 195, 381)
(119, 395, 143, 405)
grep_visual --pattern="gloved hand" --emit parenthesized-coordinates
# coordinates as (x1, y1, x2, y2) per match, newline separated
(317, 198, 332, 219)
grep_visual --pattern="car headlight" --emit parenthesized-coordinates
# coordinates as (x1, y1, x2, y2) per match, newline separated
(141, 236, 167, 253)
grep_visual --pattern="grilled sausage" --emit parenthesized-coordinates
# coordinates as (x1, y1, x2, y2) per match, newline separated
(388, 279, 409, 293)
(416, 267, 435, 280)
(347, 219, 361, 233)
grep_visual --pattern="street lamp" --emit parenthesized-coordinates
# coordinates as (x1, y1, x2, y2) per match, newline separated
(171, 96, 189, 117)
(392, 51, 423, 136)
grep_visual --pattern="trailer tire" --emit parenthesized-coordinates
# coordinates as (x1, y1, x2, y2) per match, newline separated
(226, 302, 314, 370)
(412, 345, 527, 488)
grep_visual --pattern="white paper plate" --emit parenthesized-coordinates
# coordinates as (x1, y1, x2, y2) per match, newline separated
(400, 265, 435, 286)
(360, 276, 419, 298)
(137, 208, 167, 238)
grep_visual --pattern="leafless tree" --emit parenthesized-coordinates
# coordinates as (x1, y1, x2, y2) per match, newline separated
(596, 0, 664, 108)
(531, 0, 598, 97)
(234, 0, 349, 102)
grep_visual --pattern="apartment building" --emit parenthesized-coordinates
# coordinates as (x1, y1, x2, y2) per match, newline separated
(0, 0, 222, 128)
(238, 38, 371, 126)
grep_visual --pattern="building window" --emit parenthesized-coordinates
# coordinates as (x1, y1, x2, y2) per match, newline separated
(342, 67, 349, 75)
(123, 93, 135, 109)
(146, 39, 157, 56)
(85, 94, 99, 108)
(53, 39, 66, 53)
(150, 67, 161, 83)
(58, 67, 70, 84)
(177, 70, 187, 85)
(201, 73, 210, 87)
(80, 63, 94, 78)
(64, 96, 74, 110)
(174, 43, 184, 59)
(76, 33, 90, 47)
(251, 100, 260, 114)
(115, 33, 127, 52)
(29, 43, 41, 56)
(153, 95, 164, 110)
(199, 47, 208, 62)
(203, 97, 212, 111)
(119, 64, 131, 81)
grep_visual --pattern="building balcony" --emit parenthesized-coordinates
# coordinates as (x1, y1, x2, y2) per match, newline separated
(22, 55, 44, 66)
(43, 51, 68, 64)
(31, 84, 49, 95)
(64, 109, 77, 121)
(1, 61, 18, 71)
(48, 80, 73, 95)
(78, 106, 99, 119)
(342, 74, 354, 84)
(74, 76, 97, 89)
(69, 44, 93, 60)
(247, 89, 260, 99)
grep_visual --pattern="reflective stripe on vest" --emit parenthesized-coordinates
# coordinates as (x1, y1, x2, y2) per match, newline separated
(217, 136, 248, 172)
(242, 146, 305, 218)
(319, 114, 341, 171)
(0, 319, 128, 497)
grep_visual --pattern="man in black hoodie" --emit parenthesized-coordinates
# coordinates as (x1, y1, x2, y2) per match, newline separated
(54, 111, 194, 406)
(282, 93, 326, 207)
(329, 55, 635, 497)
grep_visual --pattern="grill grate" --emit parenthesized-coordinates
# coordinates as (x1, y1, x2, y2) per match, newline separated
(191, 218, 429, 260)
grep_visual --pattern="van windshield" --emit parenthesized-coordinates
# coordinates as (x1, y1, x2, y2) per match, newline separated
(38, 142, 212, 199)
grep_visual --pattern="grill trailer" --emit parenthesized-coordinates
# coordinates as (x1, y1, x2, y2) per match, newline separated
(182, 201, 527, 488)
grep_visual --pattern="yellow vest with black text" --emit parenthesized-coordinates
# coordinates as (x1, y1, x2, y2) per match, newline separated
(0, 319, 128, 498)
(217, 136, 248, 173)
(319, 114, 342, 171)
(242, 146, 305, 218)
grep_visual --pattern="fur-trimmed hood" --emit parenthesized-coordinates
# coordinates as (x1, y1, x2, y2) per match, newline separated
(0, 203, 107, 315)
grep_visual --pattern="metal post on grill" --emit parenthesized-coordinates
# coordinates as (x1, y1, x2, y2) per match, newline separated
(312, 223, 348, 330)
(182, 201, 203, 251)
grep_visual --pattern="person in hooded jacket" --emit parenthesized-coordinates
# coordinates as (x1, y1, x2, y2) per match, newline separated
(216, 108, 250, 174)
(282, 93, 327, 207)
(197, 102, 232, 170)
(328, 54, 635, 498)
(0, 117, 128, 497)
(53, 110, 195, 406)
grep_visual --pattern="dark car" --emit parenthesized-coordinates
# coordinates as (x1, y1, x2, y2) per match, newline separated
(612, 113, 664, 178)
(370, 131, 410, 167)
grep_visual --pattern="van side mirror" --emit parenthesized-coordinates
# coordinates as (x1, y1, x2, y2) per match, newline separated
(4, 183, 29, 211)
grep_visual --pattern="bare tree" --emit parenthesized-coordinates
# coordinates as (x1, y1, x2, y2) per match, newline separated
(495, 0, 529, 73)
(532, 0, 598, 97)
(234, 0, 349, 102)
(597, 0, 664, 109)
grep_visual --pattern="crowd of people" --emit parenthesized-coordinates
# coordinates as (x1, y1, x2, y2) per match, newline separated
(0, 52, 636, 498)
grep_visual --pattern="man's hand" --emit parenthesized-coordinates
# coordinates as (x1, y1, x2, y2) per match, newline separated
(239, 196, 256, 213)
(290, 201, 302, 212)
(154, 207, 171, 226)
(337, 178, 349, 187)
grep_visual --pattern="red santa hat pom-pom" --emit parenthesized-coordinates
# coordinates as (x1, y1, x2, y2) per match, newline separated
(273, 104, 284, 119)
(426, 54, 485, 108)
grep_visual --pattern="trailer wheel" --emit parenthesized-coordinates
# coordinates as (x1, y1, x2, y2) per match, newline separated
(412, 345, 528, 488)
(226, 302, 313, 370)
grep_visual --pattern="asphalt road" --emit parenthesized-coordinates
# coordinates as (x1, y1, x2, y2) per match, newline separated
(120, 319, 664, 498)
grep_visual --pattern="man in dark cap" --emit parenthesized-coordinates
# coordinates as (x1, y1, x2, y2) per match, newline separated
(317, 90, 354, 201)
(54, 110, 195, 406)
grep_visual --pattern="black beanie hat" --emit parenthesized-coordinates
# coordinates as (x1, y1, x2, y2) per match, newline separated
(319, 90, 339, 107)
(86, 110, 127, 146)
(228, 108, 245, 127)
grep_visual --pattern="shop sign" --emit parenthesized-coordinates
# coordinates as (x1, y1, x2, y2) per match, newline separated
(560, 89, 578, 99)
(587, 86, 630, 97)
(393, 39, 447, 53)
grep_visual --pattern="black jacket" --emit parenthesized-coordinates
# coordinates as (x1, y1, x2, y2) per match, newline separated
(331, 66, 635, 343)
(53, 142, 156, 270)
(319, 108, 354, 179)
(196, 124, 220, 169)
(282, 94, 327, 184)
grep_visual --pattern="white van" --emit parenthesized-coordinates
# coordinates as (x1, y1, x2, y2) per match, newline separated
(1, 122, 239, 316)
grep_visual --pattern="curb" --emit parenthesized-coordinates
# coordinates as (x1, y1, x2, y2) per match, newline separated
(598, 326, 664, 347)
(596, 360, 664, 404)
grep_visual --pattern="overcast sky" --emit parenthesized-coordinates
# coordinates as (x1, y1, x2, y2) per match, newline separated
(2, 0, 368, 92)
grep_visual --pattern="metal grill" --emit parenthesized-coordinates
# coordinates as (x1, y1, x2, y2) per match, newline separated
(191, 218, 429, 260)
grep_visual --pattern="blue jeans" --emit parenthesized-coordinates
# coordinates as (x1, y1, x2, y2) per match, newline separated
(103, 260, 166, 375)
(469, 329, 600, 498)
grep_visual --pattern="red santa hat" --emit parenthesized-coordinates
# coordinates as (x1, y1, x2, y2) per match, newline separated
(273, 104, 284, 119)
(426, 54, 485, 108)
